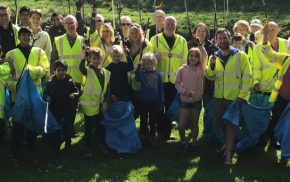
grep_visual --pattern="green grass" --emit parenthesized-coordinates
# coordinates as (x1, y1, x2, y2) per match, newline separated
(0, 111, 289, 182)
(3, 0, 290, 38)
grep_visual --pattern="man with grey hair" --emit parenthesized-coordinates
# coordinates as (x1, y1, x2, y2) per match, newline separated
(150, 16, 188, 142)
(51, 15, 84, 138)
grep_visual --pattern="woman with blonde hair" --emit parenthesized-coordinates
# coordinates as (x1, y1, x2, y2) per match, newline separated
(127, 23, 152, 119)
(94, 23, 115, 67)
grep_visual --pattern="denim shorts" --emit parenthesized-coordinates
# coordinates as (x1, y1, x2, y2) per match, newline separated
(180, 100, 202, 110)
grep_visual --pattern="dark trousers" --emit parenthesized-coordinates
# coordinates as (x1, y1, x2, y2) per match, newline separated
(268, 94, 289, 137)
(157, 82, 177, 138)
(0, 119, 4, 142)
(129, 89, 141, 120)
(139, 101, 159, 137)
(84, 113, 105, 148)
(11, 122, 36, 156)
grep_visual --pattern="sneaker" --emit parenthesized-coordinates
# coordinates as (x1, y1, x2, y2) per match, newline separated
(177, 142, 188, 154)
(224, 152, 233, 165)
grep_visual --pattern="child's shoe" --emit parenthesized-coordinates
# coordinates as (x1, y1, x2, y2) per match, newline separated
(224, 151, 233, 165)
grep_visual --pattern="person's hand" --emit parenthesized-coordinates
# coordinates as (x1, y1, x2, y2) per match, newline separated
(253, 83, 261, 93)
(69, 93, 75, 99)
(184, 90, 194, 98)
(101, 102, 107, 113)
(124, 46, 130, 56)
(236, 97, 246, 103)
(154, 52, 162, 61)
(210, 55, 216, 70)
(46, 96, 51, 103)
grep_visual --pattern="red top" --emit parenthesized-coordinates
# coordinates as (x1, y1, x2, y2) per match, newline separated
(279, 66, 290, 101)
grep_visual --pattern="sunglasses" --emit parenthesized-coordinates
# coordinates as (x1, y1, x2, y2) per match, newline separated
(96, 19, 103, 22)
(121, 23, 131, 26)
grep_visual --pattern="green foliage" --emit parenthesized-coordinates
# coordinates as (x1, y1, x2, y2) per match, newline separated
(3, 0, 290, 38)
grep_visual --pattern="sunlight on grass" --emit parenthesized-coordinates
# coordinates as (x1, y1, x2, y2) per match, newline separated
(182, 167, 198, 181)
(126, 165, 157, 182)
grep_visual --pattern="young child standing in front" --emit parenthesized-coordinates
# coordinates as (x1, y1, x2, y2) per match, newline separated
(135, 53, 164, 146)
(44, 60, 79, 151)
(79, 47, 111, 157)
(106, 45, 134, 101)
(175, 46, 208, 153)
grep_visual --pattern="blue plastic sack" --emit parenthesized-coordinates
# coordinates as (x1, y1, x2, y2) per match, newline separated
(275, 103, 290, 158)
(103, 101, 141, 154)
(166, 93, 192, 128)
(11, 70, 60, 133)
(223, 101, 241, 126)
(223, 95, 271, 152)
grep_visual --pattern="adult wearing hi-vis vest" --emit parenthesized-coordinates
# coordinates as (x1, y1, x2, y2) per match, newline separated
(5, 27, 49, 161)
(51, 15, 84, 137)
(150, 16, 188, 141)
(205, 28, 252, 165)
(252, 21, 288, 146)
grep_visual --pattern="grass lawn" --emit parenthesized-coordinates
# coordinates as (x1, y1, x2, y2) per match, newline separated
(0, 111, 289, 182)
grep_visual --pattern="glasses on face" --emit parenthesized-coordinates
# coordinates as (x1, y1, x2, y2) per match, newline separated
(121, 23, 131, 26)
(96, 19, 103, 22)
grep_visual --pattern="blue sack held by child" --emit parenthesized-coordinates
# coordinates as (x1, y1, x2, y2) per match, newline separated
(11, 70, 60, 133)
(103, 101, 141, 154)
(274, 103, 290, 158)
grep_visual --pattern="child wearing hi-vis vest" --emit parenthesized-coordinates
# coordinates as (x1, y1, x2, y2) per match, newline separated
(0, 46, 11, 143)
(79, 47, 111, 157)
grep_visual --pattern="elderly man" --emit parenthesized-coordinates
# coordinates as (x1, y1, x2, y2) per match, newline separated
(0, 6, 19, 59)
(252, 21, 288, 147)
(150, 16, 188, 141)
(89, 13, 105, 47)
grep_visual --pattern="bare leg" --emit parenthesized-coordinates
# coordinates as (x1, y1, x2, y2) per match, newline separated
(179, 108, 190, 143)
(191, 108, 201, 144)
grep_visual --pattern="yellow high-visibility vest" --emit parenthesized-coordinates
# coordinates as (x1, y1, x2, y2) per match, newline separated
(150, 33, 188, 83)
(55, 34, 83, 83)
(205, 51, 252, 101)
(80, 67, 110, 116)
(5, 47, 49, 101)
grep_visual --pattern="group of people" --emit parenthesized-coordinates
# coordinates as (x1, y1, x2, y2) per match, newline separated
(0, 2, 290, 166)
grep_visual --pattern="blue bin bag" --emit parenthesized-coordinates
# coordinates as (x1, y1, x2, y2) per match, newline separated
(166, 93, 192, 129)
(11, 71, 60, 133)
(223, 101, 241, 126)
(223, 96, 271, 152)
(103, 101, 141, 154)
(275, 103, 290, 158)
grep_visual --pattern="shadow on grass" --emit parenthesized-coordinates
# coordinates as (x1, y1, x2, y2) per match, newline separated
(0, 119, 289, 181)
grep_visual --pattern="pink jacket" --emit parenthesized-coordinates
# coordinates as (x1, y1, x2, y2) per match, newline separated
(175, 64, 204, 103)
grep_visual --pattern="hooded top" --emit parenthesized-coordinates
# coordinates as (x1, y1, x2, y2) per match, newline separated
(175, 63, 204, 103)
